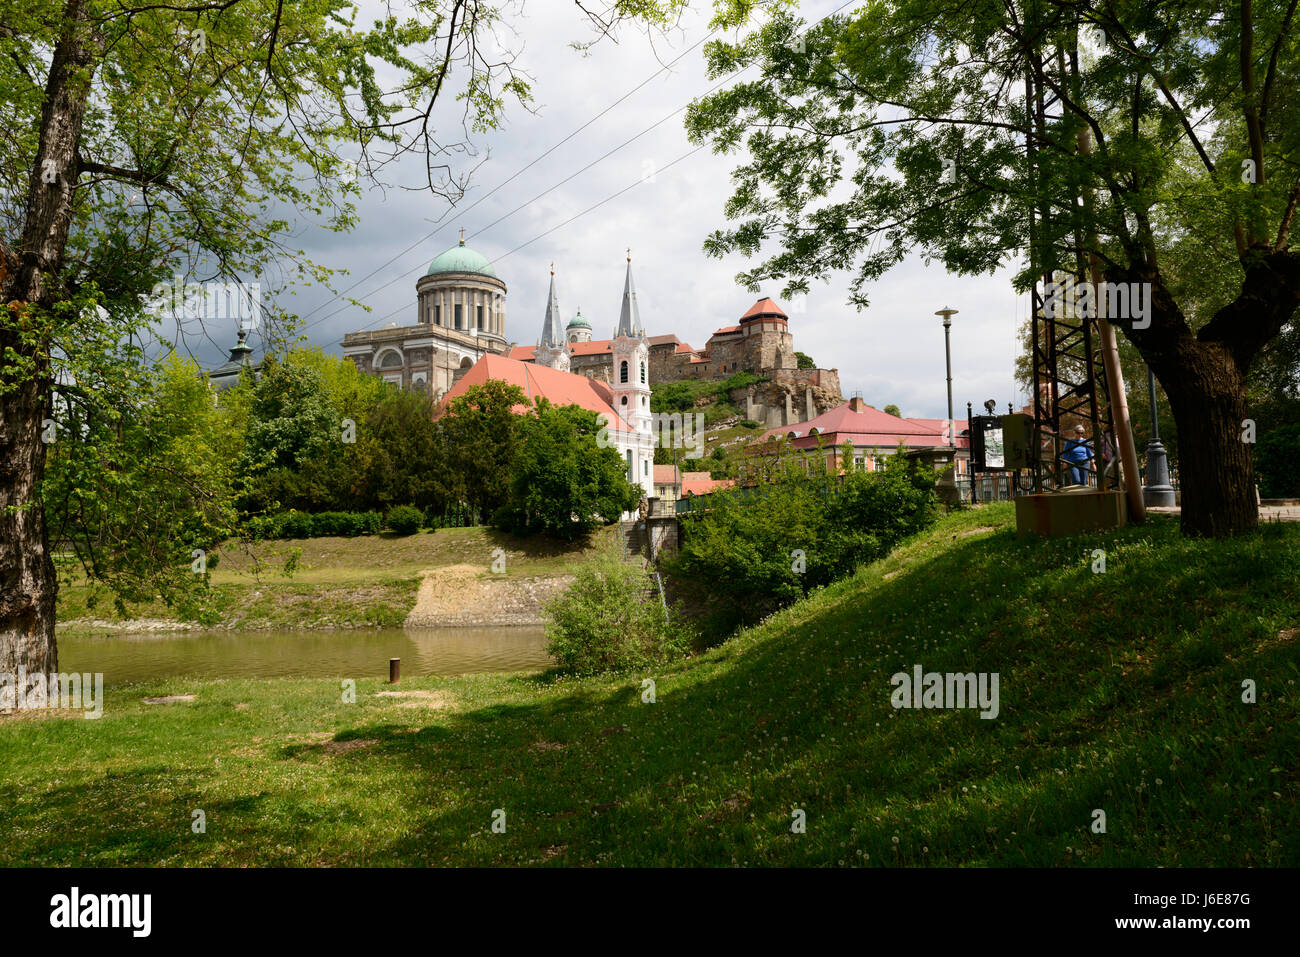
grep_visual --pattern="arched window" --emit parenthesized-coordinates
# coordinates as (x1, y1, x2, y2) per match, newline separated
(620, 360, 628, 383)
(621, 396, 628, 406)
(377, 350, 403, 369)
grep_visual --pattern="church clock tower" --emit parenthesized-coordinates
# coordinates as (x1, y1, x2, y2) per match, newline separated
(610, 252, 654, 497)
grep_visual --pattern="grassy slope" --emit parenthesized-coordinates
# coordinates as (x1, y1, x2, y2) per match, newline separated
(55, 526, 614, 632)
(6, 504, 1298, 866)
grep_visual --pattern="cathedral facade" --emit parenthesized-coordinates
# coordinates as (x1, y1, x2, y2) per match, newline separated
(342, 237, 509, 400)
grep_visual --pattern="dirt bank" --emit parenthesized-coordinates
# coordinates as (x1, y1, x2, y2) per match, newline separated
(404, 564, 572, 627)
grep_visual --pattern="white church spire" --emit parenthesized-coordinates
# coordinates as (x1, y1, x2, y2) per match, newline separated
(535, 263, 570, 372)
(615, 249, 642, 338)
(541, 263, 563, 348)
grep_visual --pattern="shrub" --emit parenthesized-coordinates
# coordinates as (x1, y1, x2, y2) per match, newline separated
(386, 504, 424, 535)
(544, 552, 693, 674)
(244, 510, 381, 539)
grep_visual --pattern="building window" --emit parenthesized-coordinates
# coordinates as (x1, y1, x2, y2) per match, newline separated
(377, 350, 403, 369)
(626, 450, 633, 481)
(455, 304, 462, 330)
(640, 362, 646, 383)
(620, 360, 628, 383)
(433, 304, 441, 325)
(621, 396, 628, 406)
(476, 305, 483, 329)
(854, 456, 865, 470)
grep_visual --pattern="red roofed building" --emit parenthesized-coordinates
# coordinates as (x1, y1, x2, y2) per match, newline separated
(750, 396, 971, 479)
(651, 464, 735, 503)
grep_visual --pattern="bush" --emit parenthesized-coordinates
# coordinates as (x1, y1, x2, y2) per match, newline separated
(544, 552, 693, 674)
(386, 504, 424, 535)
(243, 510, 381, 539)
(663, 445, 937, 638)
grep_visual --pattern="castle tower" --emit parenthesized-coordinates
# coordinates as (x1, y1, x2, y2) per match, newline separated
(535, 264, 570, 373)
(610, 252, 654, 498)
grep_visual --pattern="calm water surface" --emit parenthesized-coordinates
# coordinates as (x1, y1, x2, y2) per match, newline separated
(58, 626, 551, 683)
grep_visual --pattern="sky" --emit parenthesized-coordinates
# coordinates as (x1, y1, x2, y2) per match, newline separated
(204, 0, 1031, 421)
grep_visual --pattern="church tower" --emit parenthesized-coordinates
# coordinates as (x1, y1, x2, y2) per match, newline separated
(535, 264, 570, 373)
(610, 252, 654, 498)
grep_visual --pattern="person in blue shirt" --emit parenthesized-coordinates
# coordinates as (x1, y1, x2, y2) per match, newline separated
(1061, 424, 1093, 486)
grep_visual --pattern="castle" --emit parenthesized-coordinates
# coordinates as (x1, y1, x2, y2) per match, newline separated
(341, 239, 842, 427)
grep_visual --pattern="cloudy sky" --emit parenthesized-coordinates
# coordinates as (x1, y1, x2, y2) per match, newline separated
(220, 0, 1030, 420)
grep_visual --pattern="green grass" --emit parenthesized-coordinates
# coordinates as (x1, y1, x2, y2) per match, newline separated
(55, 525, 614, 633)
(8, 504, 1299, 865)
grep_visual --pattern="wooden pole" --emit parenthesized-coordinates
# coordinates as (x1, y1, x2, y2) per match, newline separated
(389, 658, 400, 684)
(1076, 128, 1146, 523)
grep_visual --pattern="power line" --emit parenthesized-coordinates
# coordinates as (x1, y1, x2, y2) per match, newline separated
(310, 0, 858, 338)
(298, 23, 721, 335)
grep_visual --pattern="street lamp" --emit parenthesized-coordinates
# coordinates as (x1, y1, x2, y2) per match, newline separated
(934, 306, 958, 449)
(1142, 366, 1176, 507)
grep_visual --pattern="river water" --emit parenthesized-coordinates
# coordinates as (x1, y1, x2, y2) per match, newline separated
(57, 625, 552, 683)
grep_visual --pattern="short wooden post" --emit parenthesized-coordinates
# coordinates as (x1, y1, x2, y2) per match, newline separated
(389, 658, 400, 683)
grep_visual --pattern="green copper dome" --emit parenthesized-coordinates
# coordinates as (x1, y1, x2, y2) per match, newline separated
(566, 310, 591, 330)
(426, 239, 498, 278)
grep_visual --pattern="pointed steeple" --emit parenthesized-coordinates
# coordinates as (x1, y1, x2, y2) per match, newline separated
(540, 263, 563, 348)
(616, 250, 642, 338)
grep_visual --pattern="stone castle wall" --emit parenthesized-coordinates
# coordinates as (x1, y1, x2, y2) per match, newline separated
(733, 368, 843, 428)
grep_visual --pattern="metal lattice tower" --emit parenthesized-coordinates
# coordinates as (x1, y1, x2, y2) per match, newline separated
(1024, 38, 1118, 494)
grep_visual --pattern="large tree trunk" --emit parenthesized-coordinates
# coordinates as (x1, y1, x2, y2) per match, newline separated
(1156, 341, 1258, 537)
(0, 354, 58, 675)
(0, 0, 101, 674)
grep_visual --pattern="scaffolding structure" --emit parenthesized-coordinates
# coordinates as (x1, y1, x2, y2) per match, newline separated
(1023, 36, 1120, 496)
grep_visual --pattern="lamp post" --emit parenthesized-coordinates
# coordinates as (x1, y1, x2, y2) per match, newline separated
(935, 307, 958, 449)
(1142, 366, 1176, 507)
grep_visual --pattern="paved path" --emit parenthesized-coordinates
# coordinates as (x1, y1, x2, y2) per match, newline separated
(1147, 506, 1300, 522)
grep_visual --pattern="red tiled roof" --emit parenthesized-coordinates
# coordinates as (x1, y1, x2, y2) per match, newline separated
(674, 343, 697, 354)
(653, 464, 679, 485)
(741, 296, 788, 321)
(711, 325, 742, 335)
(753, 402, 969, 452)
(438, 353, 633, 431)
(683, 476, 735, 496)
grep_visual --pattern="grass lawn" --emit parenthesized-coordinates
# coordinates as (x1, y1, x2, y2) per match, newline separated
(54, 525, 615, 632)
(8, 503, 1298, 866)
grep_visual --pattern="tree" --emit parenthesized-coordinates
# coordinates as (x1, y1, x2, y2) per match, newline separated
(685, 1, 1300, 537)
(795, 350, 816, 369)
(0, 0, 536, 672)
(42, 353, 238, 620)
(883, 404, 902, 418)
(495, 400, 642, 539)
(438, 380, 527, 519)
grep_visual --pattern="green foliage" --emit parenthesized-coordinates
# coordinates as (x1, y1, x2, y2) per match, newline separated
(664, 444, 936, 637)
(650, 371, 766, 414)
(494, 400, 642, 539)
(1255, 425, 1300, 497)
(544, 550, 692, 674)
(245, 510, 381, 540)
(441, 380, 527, 517)
(386, 505, 424, 535)
(42, 353, 238, 619)
(883, 404, 901, 417)
(795, 351, 815, 369)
